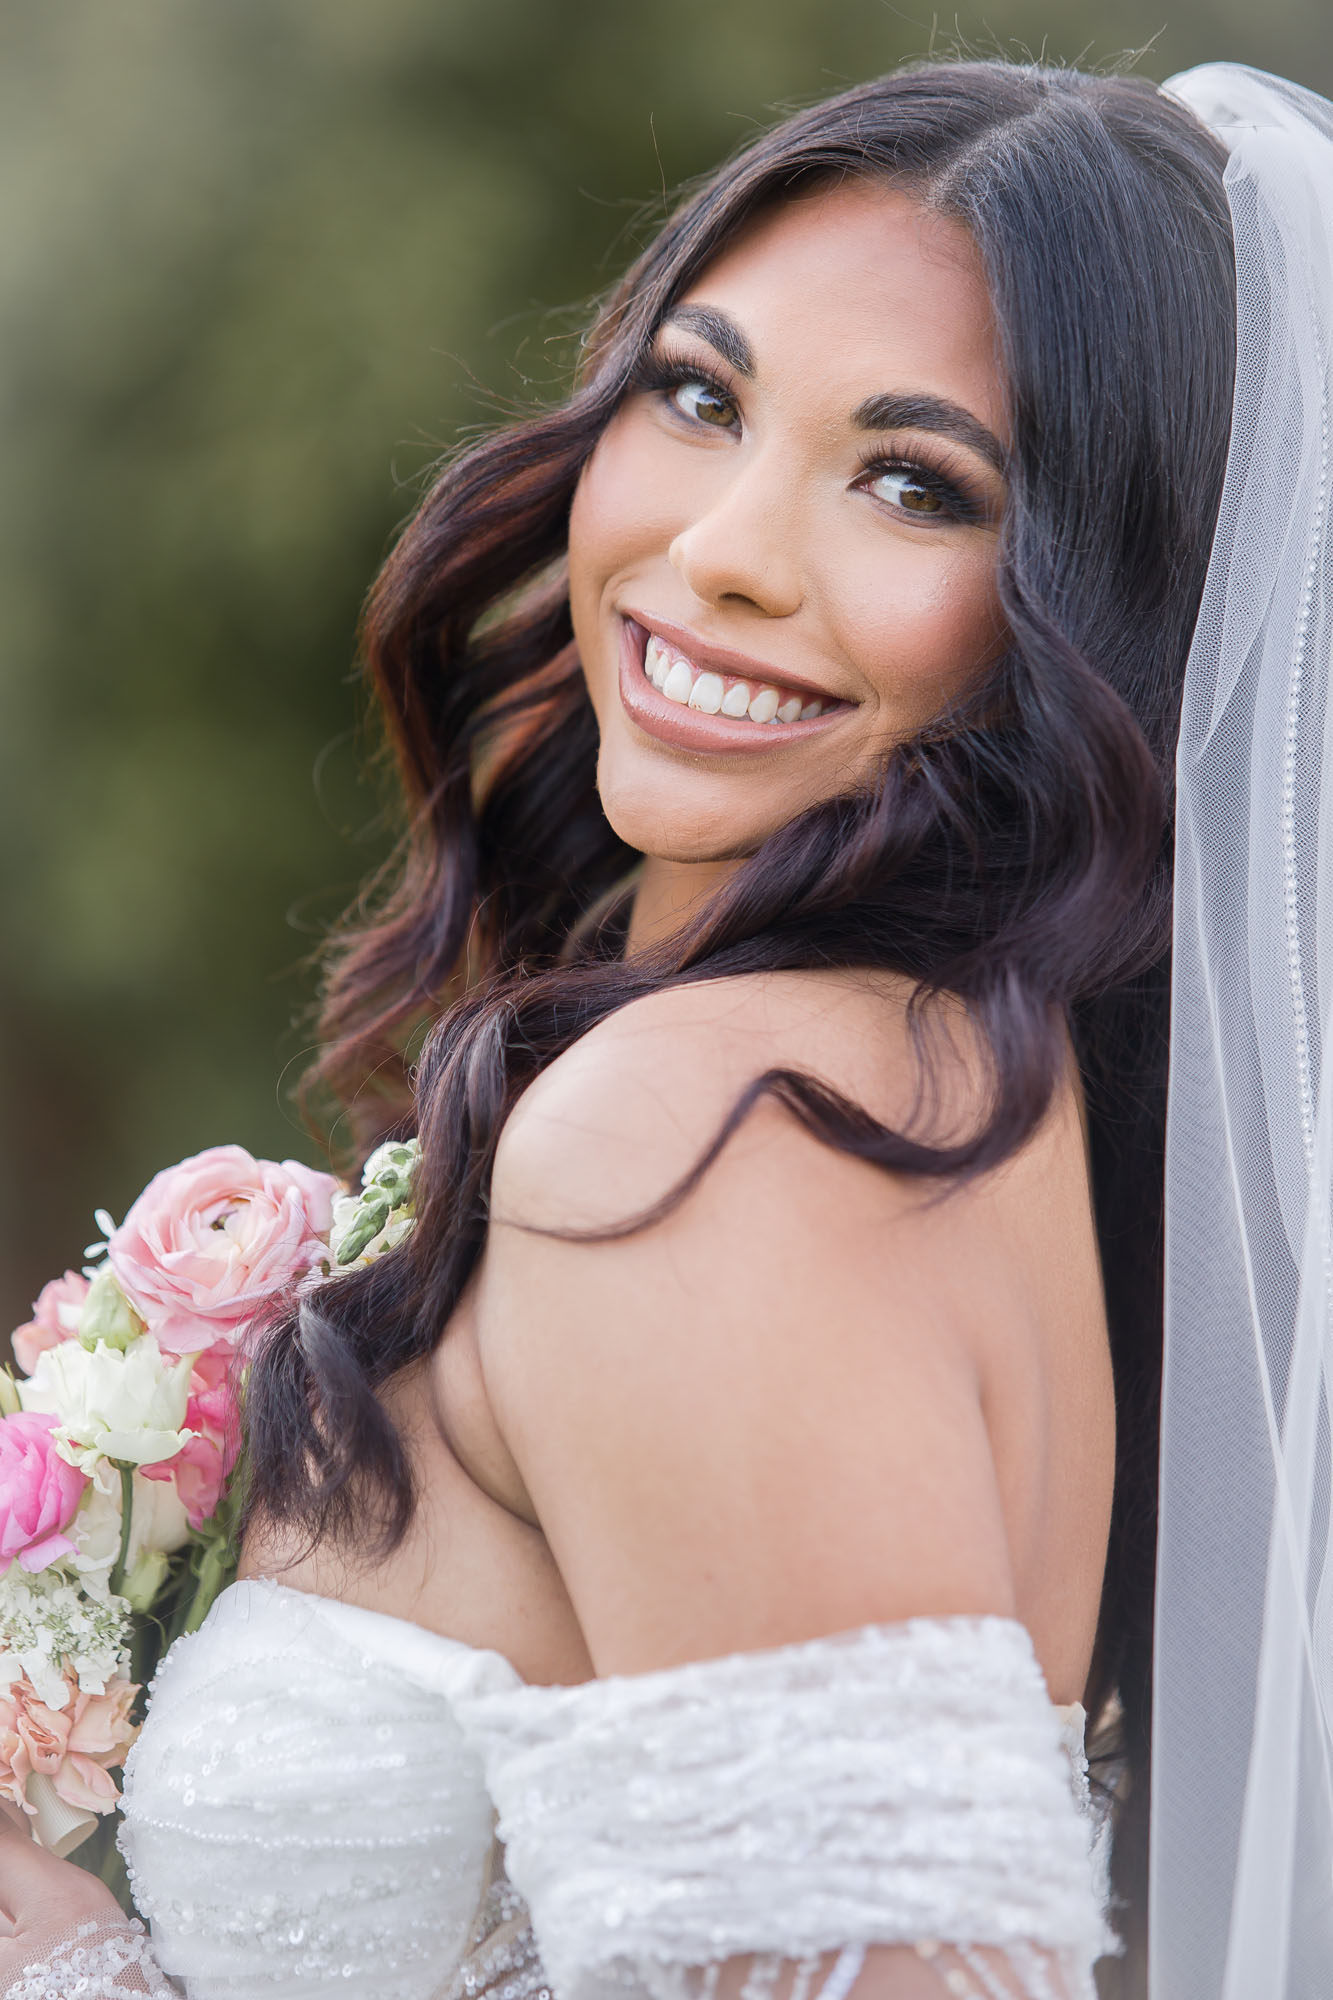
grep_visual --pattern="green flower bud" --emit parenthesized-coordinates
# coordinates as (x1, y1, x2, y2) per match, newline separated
(77, 1267, 147, 1352)
(0, 1370, 20, 1417)
(333, 1191, 394, 1266)
(121, 1546, 171, 1613)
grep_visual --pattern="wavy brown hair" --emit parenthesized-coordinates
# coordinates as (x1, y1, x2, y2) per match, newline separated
(244, 61, 1237, 1982)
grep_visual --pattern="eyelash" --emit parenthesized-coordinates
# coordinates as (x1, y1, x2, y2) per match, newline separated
(629, 349, 986, 526)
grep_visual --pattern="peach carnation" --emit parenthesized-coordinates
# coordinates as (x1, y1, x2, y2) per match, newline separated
(0, 1668, 137, 1818)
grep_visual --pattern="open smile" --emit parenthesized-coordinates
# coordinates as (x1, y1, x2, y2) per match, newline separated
(616, 615, 852, 755)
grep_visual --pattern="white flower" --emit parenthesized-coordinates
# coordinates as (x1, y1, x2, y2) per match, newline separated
(18, 1336, 194, 1471)
(0, 1565, 131, 1707)
(361, 1138, 419, 1196)
(67, 1464, 191, 1589)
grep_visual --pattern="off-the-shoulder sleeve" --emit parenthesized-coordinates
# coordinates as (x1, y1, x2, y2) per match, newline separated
(454, 1617, 1115, 2000)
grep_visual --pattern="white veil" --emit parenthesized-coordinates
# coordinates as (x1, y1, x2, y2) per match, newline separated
(1156, 63, 1333, 1999)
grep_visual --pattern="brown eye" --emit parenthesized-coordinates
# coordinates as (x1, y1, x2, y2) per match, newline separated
(672, 379, 738, 429)
(868, 466, 944, 515)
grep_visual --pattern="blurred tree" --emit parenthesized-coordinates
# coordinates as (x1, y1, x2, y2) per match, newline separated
(1, 0, 1328, 1341)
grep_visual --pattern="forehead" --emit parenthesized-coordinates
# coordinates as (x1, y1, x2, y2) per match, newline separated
(674, 178, 1005, 439)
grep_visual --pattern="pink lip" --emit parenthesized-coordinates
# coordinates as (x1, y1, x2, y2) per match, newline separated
(625, 609, 842, 704)
(615, 618, 851, 756)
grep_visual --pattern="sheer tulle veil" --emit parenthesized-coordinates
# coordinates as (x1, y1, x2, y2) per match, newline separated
(1155, 62, 1333, 1998)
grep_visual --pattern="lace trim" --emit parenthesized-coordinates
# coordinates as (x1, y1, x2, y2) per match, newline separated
(606, 1941, 1088, 2000)
(3, 1918, 179, 1998)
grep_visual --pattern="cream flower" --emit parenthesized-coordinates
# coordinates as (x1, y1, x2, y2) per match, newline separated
(18, 1337, 194, 1472)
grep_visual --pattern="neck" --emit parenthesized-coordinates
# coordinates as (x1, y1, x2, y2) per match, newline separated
(626, 855, 741, 955)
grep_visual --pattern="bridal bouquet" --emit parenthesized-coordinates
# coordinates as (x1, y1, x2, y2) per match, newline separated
(0, 1136, 418, 1871)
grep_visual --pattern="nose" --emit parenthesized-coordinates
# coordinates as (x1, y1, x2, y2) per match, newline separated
(666, 446, 804, 619)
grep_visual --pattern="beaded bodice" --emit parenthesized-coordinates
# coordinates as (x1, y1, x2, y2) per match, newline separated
(117, 1580, 544, 2000)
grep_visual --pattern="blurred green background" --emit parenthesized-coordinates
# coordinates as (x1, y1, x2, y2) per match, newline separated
(2, 0, 1329, 1341)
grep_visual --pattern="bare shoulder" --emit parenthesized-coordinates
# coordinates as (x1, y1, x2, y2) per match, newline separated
(491, 966, 998, 1234)
(477, 970, 1100, 1681)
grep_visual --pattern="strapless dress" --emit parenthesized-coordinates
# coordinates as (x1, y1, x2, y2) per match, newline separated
(8, 1578, 1114, 2000)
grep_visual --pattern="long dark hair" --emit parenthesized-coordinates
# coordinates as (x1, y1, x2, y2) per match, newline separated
(245, 60, 1236, 1980)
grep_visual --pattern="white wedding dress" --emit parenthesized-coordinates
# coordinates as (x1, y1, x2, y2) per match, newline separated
(6, 1579, 1112, 2000)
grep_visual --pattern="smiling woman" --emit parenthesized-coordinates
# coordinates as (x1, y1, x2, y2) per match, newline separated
(224, 60, 1233, 2000)
(0, 56, 1246, 2000)
(571, 180, 1007, 898)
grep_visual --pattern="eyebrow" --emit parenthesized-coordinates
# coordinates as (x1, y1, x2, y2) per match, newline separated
(660, 304, 755, 377)
(657, 304, 1005, 476)
(852, 391, 1006, 475)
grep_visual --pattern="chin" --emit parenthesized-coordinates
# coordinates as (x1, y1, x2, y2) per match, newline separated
(595, 755, 775, 864)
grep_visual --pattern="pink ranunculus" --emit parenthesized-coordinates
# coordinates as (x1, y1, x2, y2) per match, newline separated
(0, 1671, 137, 1818)
(108, 1144, 339, 1356)
(0, 1412, 88, 1575)
(11, 1271, 89, 1377)
(140, 1343, 241, 1528)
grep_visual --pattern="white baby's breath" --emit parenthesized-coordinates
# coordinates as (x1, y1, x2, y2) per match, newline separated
(0, 1564, 131, 1708)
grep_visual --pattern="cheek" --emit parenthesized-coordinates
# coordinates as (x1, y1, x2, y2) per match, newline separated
(568, 415, 685, 607)
(835, 535, 1002, 720)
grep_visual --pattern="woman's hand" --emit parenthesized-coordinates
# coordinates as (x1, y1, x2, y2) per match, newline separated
(0, 1799, 125, 1983)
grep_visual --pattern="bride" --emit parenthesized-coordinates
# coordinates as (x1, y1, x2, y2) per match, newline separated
(2, 52, 1331, 2000)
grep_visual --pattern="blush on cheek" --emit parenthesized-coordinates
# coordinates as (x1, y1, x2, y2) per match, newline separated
(570, 413, 685, 575)
(848, 554, 1003, 735)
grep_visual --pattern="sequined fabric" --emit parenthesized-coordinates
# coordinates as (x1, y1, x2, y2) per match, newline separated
(117, 1579, 529, 1999)
(5, 1918, 179, 1997)
(437, 1843, 550, 2000)
(454, 1617, 1114, 2000)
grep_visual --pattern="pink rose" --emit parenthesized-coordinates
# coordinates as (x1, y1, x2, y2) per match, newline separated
(11, 1271, 89, 1376)
(0, 1413, 88, 1575)
(0, 1671, 137, 1818)
(140, 1344, 241, 1528)
(108, 1144, 339, 1355)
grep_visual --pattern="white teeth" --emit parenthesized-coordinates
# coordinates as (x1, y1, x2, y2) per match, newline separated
(661, 659, 694, 705)
(688, 671, 725, 714)
(640, 630, 831, 727)
(644, 636, 671, 689)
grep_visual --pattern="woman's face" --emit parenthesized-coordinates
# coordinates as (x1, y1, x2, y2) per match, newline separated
(568, 178, 1009, 865)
